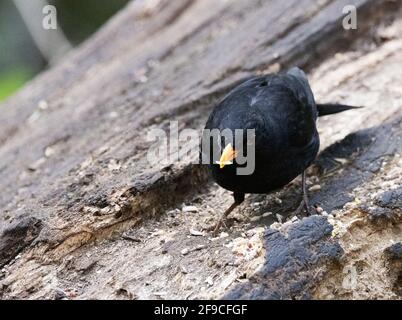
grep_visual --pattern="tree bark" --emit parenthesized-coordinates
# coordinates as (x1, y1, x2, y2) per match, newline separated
(0, 0, 402, 299)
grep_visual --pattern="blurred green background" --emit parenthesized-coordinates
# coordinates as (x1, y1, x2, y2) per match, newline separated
(0, 0, 130, 101)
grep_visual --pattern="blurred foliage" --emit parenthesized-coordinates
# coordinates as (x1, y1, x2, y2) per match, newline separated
(0, 0, 130, 102)
(0, 68, 32, 101)
(50, 0, 130, 44)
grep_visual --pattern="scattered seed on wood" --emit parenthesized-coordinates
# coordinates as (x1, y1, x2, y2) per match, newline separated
(167, 209, 180, 216)
(309, 185, 321, 192)
(205, 276, 214, 286)
(290, 216, 299, 223)
(334, 157, 348, 165)
(107, 159, 121, 171)
(182, 206, 198, 213)
(28, 157, 46, 171)
(38, 100, 48, 110)
(220, 232, 229, 239)
(262, 211, 273, 217)
(315, 206, 324, 214)
(250, 215, 261, 222)
(251, 202, 262, 208)
(190, 229, 204, 236)
(195, 244, 206, 251)
(276, 214, 283, 223)
(45, 146, 56, 158)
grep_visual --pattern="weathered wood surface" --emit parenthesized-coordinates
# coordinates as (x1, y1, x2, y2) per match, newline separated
(0, 0, 402, 299)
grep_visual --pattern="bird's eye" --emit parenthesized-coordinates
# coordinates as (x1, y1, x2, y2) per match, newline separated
(259, 81, 268, 87)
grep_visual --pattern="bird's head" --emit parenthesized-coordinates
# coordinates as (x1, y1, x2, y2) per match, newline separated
(215, 128, 257, 171)
(204, 110, 261, 172)
(217, 143, 238, 169)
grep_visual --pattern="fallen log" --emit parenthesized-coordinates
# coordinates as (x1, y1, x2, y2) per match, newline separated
(0, 0, 401, 299)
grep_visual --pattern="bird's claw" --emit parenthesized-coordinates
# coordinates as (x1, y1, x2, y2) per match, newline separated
(294, 198, 313, 216)
(206, 218, 228, 237)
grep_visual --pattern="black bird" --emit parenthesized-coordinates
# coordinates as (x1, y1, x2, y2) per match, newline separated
(201, 67, 360, 234)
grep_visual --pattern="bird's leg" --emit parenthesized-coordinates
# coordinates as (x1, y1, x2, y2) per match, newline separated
(294, 171, 312, 216)
(211, 192, 244, 236)
(212, 202, 239, 236)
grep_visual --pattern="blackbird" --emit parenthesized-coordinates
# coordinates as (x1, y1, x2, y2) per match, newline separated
(201, 67, 360, 234)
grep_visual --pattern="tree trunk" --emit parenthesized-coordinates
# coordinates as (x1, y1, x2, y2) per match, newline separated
(1, 0, 402, 299)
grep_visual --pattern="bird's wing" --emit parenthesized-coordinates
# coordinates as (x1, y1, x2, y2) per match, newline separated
(205, 76, 268, 130)
(286, 67, 317, 119)
(253, 69, 318, 149)
(205, 70, 319, 150)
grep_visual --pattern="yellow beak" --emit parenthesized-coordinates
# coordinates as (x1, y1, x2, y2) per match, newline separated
(217, 143, 238, 169)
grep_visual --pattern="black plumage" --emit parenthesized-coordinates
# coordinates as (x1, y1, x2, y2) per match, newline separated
(201, 67, 360, 234)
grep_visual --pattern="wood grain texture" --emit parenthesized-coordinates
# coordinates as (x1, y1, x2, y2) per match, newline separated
(0, 0, 401, 299)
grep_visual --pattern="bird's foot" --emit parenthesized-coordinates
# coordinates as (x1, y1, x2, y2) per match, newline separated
(294, 197, 313, 216)
(212, 219, 225, 237)
(293, 171, 316, 217)
(206, 195, 244, 236)
(203, 218, 227, 236)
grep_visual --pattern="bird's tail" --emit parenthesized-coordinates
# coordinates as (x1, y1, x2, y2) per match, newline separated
(317, 103, 362, 117)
